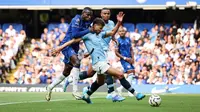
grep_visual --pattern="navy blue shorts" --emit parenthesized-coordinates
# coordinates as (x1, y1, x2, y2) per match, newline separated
(120, 60, 134, 73)
(62, 46, 77, 64)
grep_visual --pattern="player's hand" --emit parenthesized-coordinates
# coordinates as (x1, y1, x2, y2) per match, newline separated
(125, 58, 132, 64)
(131, 59, 135, 64)
(83, 53, 90, 58)
(117, 12, 125, 23)
(51, 47, 62, 56)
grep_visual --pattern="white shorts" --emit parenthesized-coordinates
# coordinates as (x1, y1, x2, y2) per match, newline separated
(92, 61, 110, 75)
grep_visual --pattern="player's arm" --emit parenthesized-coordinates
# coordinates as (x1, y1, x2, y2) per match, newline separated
(105, 12, 125, 37)
(51, 38, 82, 55)
(115, 47, 125, 60)
(115, 45, 133, 64)
(130, 47, 134, 64)
(71, 17, 92, 38)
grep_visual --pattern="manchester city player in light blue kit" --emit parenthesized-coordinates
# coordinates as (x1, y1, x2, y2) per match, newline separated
(54, 12, 145, 104)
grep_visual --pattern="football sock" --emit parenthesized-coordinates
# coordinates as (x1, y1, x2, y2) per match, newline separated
(72, 67, 80, 92)
(49, 74, 66, 90)
(106, 75, 115, 94)
(79, 71, 88, 80)
(119, 77, 137, 96)
(86, 81, 101, 97)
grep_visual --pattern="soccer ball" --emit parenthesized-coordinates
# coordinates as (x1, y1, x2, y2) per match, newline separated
(148, 94, 161, 107)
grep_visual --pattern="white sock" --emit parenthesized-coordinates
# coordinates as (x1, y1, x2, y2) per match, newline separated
(110, 91, 117, 97)
(133, 91, 138, 96)
(117, 85, 123, 92)
(49, 74, 66, 90)
(67, 75, 73, 83)
(72, 67, 80, 92)
(127, 73, 133, 84)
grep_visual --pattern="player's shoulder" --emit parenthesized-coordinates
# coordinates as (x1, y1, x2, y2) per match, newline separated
(72, 15, 81, 22)
(108, 20, 115, 25)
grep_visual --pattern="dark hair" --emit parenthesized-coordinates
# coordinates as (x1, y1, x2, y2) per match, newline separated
(93, 18, 105, 27)
(101, 7, 110, 11)
(82, 7, 92, 13)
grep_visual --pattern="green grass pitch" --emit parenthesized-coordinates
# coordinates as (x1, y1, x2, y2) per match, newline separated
(0, 92, 200, 112)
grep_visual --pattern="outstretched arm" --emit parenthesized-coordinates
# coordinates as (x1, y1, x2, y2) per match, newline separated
(105, 12, 125, 37)
(52, 38, 82, 55)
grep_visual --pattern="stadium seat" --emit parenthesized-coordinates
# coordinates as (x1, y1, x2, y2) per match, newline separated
(48, 23, 60, 31)
(182, 23, 193, 29)
(2, 23, 23, 32)
(123, 23, 135, 32)
(136, 23, 155, 32)
(159, 23, 171, 29)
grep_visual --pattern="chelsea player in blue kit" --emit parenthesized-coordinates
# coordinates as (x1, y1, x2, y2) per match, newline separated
(54, 12, 145, 104)
(45, 7, 93, 101)
(63, 8, 125, 101)
(115, 27, 135, 97)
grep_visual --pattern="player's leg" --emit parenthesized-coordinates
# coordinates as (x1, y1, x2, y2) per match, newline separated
(46, 63, 73, 101)
(63, 73, 73, 92)
(69, 55, 81, 97)
(106, 67, 145, 101)
(105, 75, 114, 99)
(117, 62, 135, 97)
(126, 69, 135, 97)
(79, 63, 96, 80)
(81, 74, 105, 104)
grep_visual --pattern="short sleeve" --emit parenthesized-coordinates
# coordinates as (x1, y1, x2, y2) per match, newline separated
(101, 31, 106, 38)
(82, 34, 89, 40)
(71, 17, 80, 28)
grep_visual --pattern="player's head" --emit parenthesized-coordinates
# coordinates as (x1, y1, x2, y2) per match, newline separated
(118, 26, 127, 37)
(101, 8, 111, 22)
(82, 7, 93, 21)
(92, 18, 105, 34)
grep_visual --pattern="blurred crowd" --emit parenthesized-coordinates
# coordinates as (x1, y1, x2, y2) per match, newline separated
(11, 18, 200, 85)
(0, 25, 26, 83)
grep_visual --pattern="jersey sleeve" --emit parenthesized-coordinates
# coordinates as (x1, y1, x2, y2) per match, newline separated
(82, 34, 89, 40)
(71, 17, 90, 39)
(110, 20, 115, 29)
(101, 31, 107, 38)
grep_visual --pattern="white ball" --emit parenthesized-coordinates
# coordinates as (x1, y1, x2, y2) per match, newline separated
(148, 94, 161, 107)
(136, 0, 147, 4)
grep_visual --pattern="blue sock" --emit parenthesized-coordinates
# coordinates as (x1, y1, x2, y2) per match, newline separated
(79, 71, 88, 80)
(106, 75, 114, 94)
(87, 81, 101, 96)
(119, 77, 135, 94)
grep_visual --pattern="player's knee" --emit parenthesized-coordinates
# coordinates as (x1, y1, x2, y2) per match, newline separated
(63, 70, 70, 77)
(116, 73, 124, 79)
(72, 60, 80, 67)
(63, 64, 72, 77)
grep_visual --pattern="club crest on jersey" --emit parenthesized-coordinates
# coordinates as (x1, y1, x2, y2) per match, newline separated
(75, 18, 80, 25)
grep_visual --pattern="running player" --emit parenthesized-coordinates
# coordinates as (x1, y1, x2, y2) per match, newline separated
(115, 27, 135, 97)
(45, 7, 93, 101)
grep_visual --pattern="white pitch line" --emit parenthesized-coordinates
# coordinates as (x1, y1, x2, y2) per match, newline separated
(0, 97, 104, 106)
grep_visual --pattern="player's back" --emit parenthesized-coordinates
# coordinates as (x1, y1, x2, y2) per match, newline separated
(117, 37, 132, 58)
(60, 15, 91, 52)
(82, 32, 107, 65)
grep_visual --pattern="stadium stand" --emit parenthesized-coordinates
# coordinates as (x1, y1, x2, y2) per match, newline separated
(0, 24, 26, 83)
(8, 20, 200, 85)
